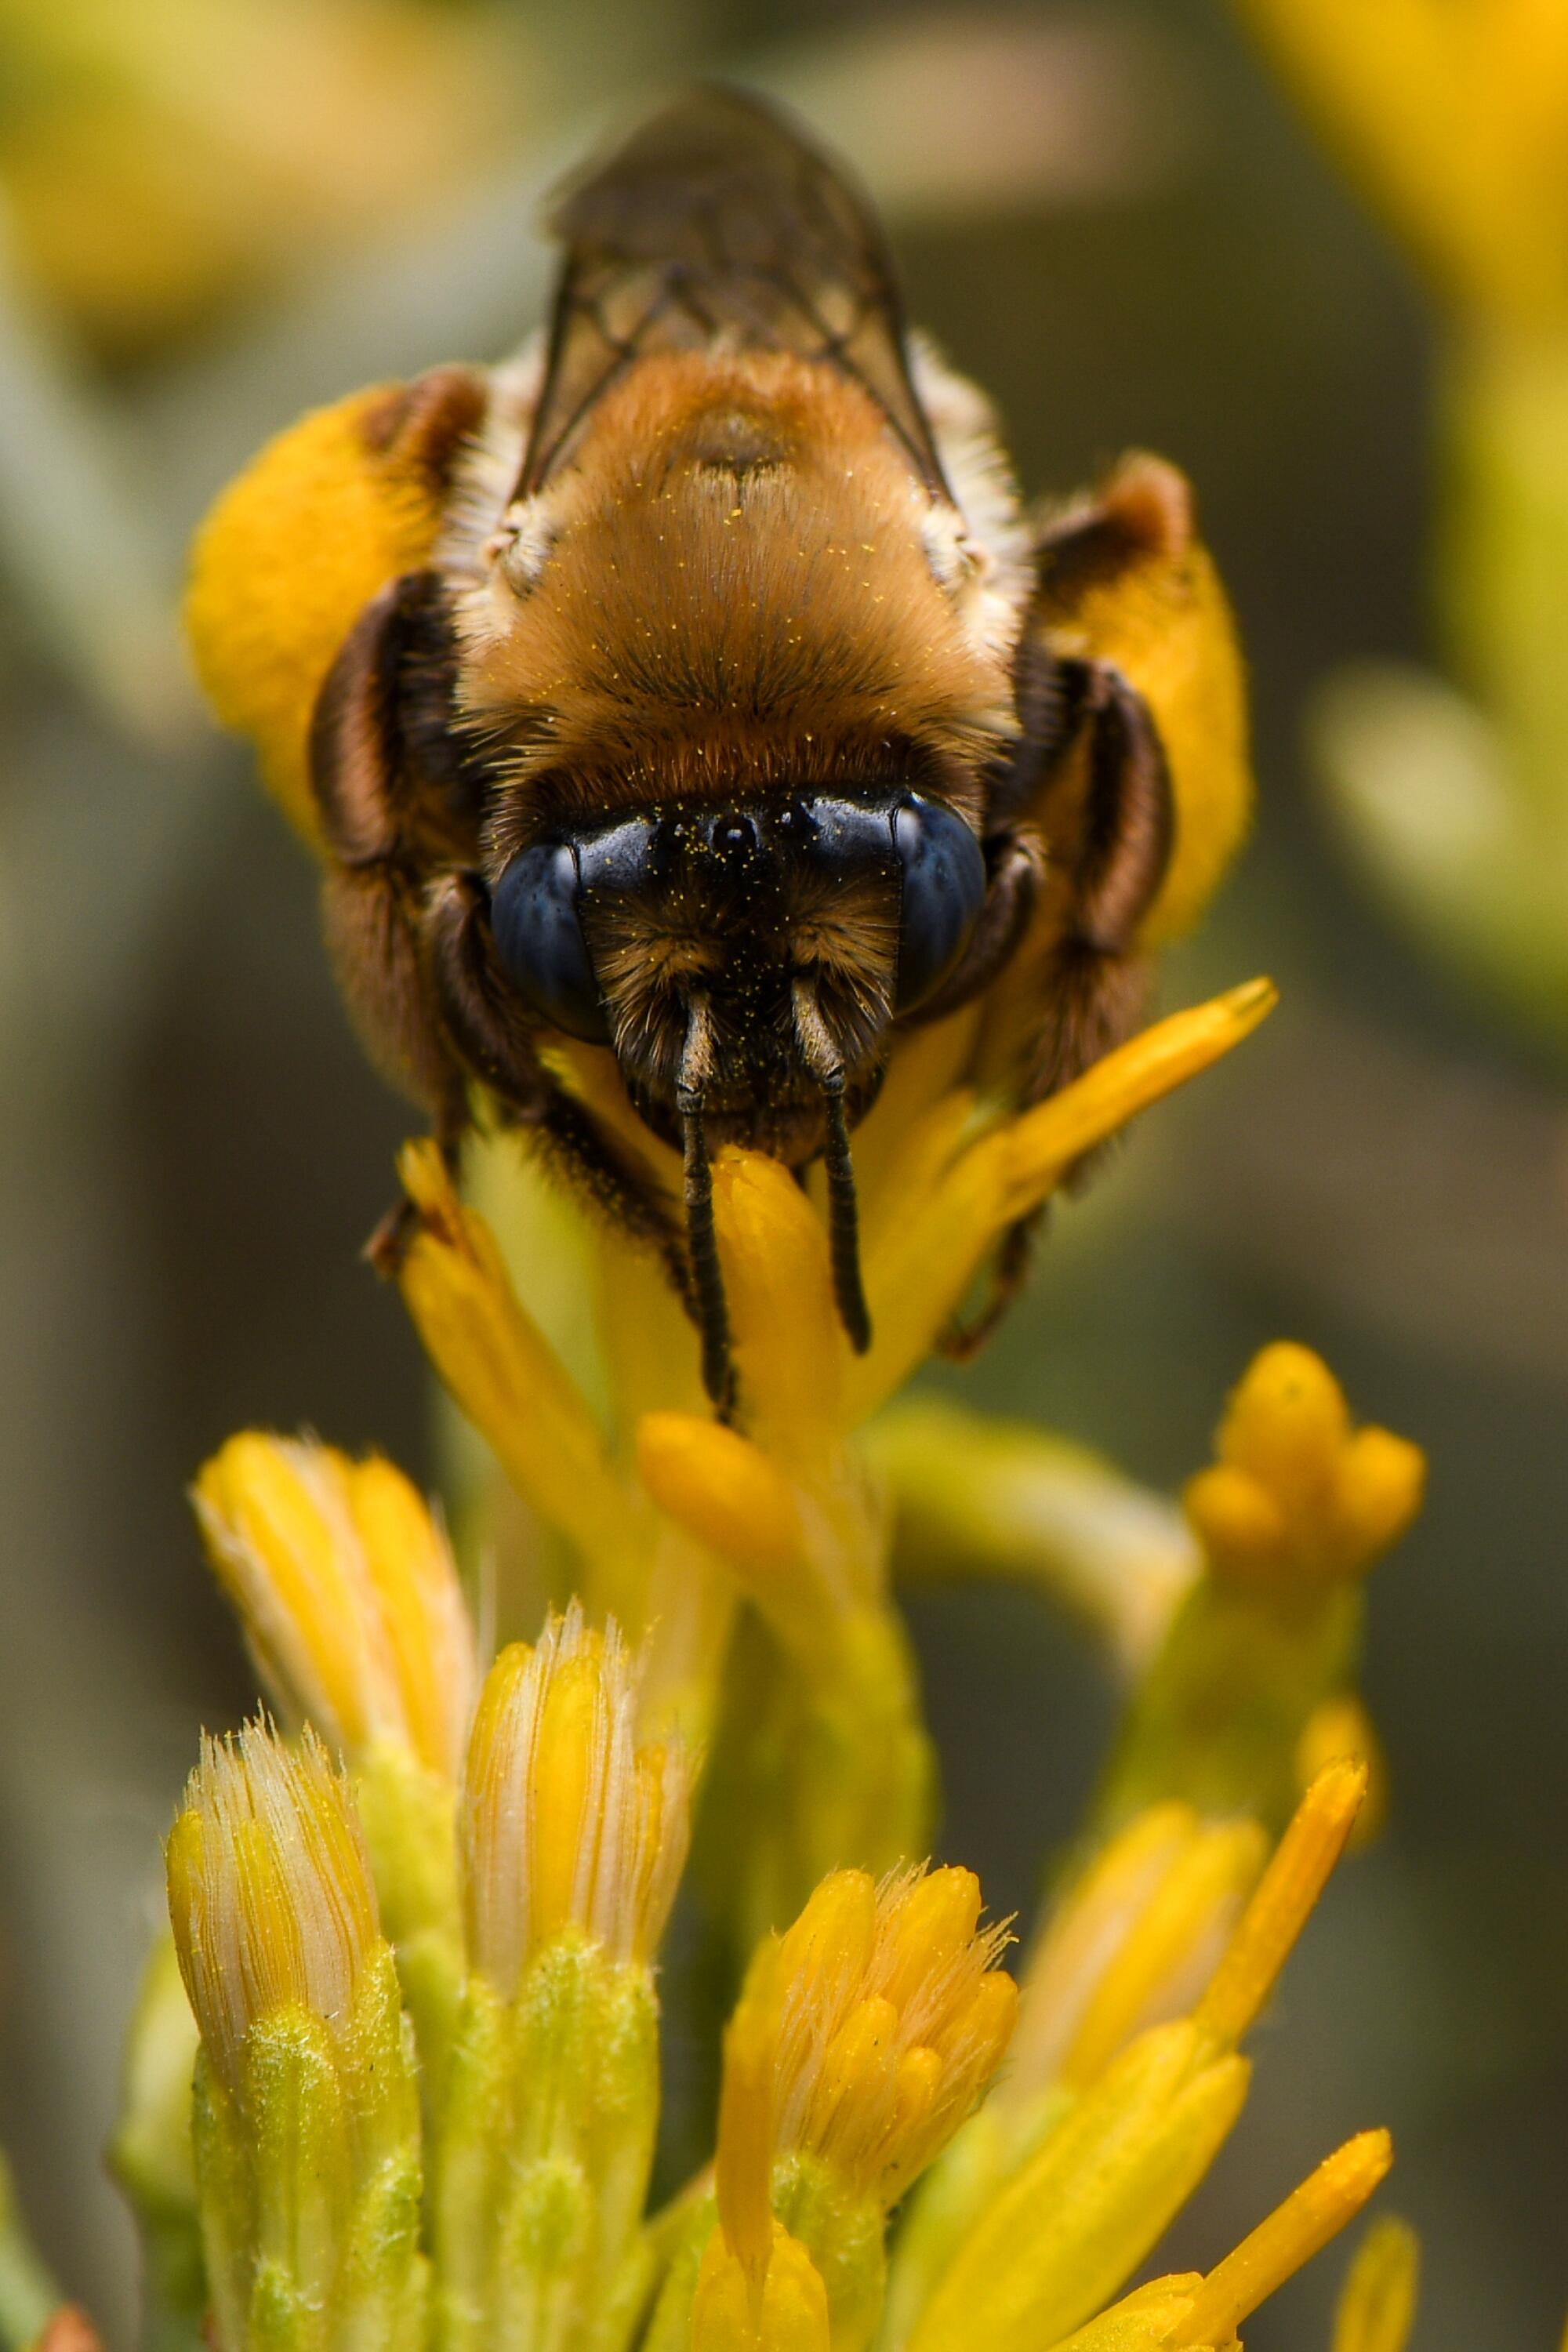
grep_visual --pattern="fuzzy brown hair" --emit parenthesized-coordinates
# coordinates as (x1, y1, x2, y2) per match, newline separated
(452, 349, 1018, 854)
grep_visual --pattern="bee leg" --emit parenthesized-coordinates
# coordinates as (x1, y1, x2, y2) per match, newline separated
(1023, 655, 1173, 1102)
(942, 659, 1173, 1358)
(936, 1213, 1041, 1362)
(310, 571, 487, 1261)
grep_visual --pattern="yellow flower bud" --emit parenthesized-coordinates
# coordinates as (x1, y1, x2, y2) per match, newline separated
(1187, 1345, 1425, 1590)
(165, 1723, 423, 2352)
(722, 1865, 1016, 2218)
(1327, 1428, 1426, 1574)
(459, 1604, 692, 1983)
(166, 1724, 379, 2102)
(193, 1432, 477, 1780)
(1180, 1465, 1289, 1583)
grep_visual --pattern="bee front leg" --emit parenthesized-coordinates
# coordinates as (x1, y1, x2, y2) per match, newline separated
(940, 658, 1174, 1360)
(310, 571, 482, 1268)
(1022, 656, 1173, 1102)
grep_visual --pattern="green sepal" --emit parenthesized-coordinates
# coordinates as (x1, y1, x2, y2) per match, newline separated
(772, 2154, 885, 2352)
(430, 1940, 661, 2352)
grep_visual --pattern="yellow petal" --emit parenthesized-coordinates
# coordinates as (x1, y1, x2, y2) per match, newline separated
(193, 1433, 367, 1748)
(712, 1149, 844, 1458)
(1055, 1820, 1265, 2092)
(1194, 1759, 1366, 2049)
(1294, 1697, 1386, 1847)
(907, 2022, 1249, 2352)
(717, 1940, 786, 2287)
(694, 2225, 830, 2352)
(395, 1140, 640, 1571)
(1330, 2216, 1420, 2352)
(636, 1413, 805, 1581)
(1170, 2130, 1392, 2348)
(344, 1453, 476, 1779)
(1217, 1343, 1348, 1515)
(851, 982, 1276, 1424)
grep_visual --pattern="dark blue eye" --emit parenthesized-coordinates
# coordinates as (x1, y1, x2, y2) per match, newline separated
(489, 841, 611, 1043)
(891, 795, 987, 1011)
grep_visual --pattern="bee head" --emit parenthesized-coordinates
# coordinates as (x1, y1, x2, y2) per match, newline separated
(487, 786, 985, 1158)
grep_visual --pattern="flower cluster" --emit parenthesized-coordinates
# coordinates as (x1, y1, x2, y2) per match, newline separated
(53, 824, 1436, 2352)
(143, 1443, 1403, 2352)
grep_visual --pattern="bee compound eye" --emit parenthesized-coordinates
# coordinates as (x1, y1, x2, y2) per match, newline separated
(891, 795, 988, 1011)
(488, 841, 612, 1044)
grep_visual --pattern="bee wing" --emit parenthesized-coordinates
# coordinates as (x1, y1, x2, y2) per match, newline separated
(519, 85, 948, 497)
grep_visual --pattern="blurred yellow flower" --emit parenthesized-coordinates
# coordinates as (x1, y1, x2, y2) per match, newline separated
(0, 0, 521, 354)
(1330, 2216, 1420, 2352)
(1232, 0, 1568, 331)
(1183, 1341, 1425, 1592)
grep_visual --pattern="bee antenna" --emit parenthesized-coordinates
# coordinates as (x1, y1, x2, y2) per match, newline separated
(678, 996, 734, 1417)
(792, 978, 873, 1356)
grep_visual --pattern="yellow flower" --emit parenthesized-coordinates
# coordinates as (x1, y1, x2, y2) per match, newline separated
(721, 1864, 1017, 2217)
(459, 1602, 694, 1980)
(1232, 0, 1568, 332)
(193, 1431, 477, 1780)
(1093, 1349, 1422, 1835)
(681, 1863, 1014, 2352)
(895, 1763, 1366, 2352)
(428, 1606, 692, 2352)
(396, 979, 1276, 1944)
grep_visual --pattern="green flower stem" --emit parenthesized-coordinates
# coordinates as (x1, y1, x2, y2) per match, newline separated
(1091, 1578, 1363, 1841)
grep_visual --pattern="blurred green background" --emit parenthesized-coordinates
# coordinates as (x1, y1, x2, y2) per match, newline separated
(1, 2, 1564, 2346)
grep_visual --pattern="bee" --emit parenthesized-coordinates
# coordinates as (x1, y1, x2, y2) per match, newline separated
(191, 89, 1250, 1412)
